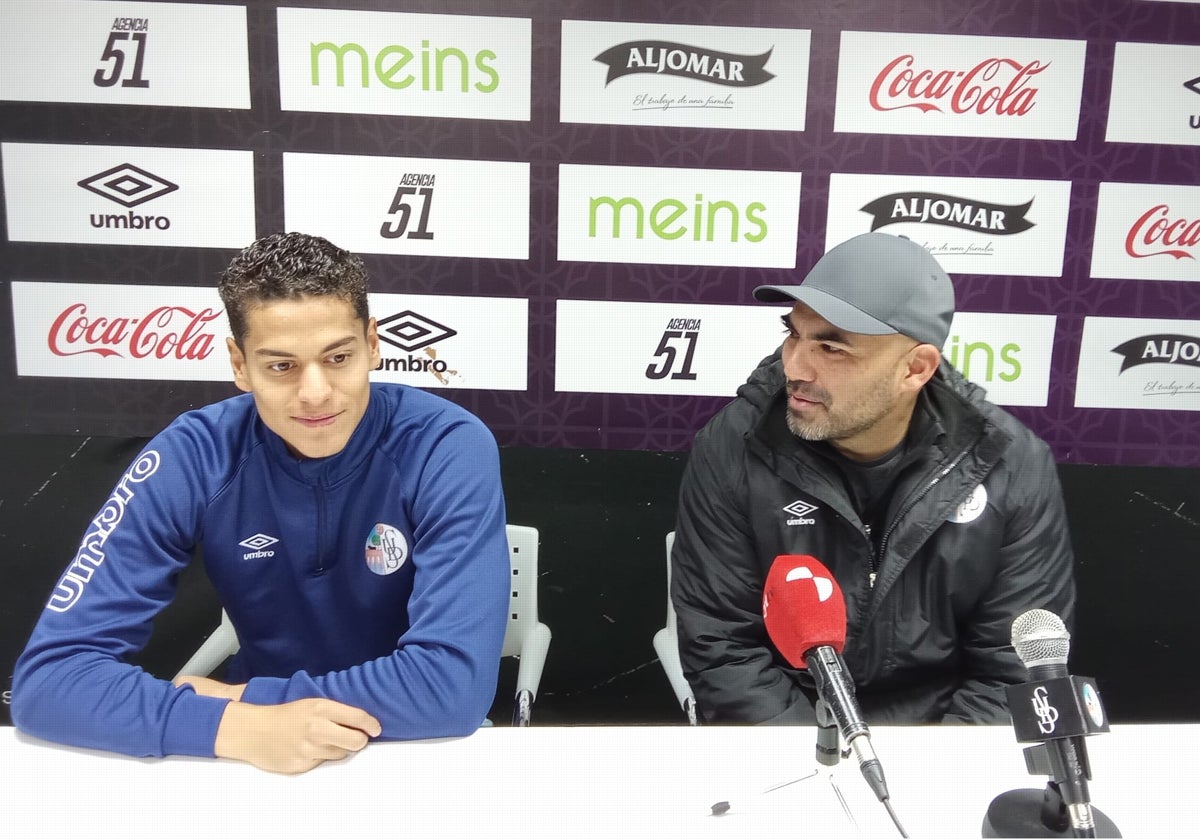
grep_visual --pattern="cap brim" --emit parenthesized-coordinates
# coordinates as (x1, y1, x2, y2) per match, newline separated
(752, 285, 897, 336)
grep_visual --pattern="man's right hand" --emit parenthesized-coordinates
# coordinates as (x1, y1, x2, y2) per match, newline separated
(214, 698, 382, 774)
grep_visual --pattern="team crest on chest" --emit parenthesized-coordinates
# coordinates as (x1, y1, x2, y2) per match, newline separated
(365, 523, 408, 575)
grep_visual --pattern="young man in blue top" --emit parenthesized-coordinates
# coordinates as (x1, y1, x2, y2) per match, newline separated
(13, 232, 511, 773)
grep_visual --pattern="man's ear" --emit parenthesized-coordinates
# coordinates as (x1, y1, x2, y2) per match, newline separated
(365, 317, 381, 370)
(903, 343, 941, 392)
(227, 337, 252, 393)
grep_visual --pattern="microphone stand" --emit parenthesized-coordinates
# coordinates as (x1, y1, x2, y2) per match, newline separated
(815, 699, 860, 832)
(982, 742, 1121, 838)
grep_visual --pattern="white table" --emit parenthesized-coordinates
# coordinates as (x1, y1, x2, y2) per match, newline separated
(0, 723, 1182, 838)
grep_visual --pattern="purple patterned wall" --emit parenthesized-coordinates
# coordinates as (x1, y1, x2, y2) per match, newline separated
(1, 0, 1198, 465)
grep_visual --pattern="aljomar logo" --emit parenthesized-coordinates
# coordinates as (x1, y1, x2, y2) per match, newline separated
(310, 39, 499, 92)
(1112, 334, 1200, 372)
(861, 192, 1035, 235)
(594, 41, 775, 87)
(590, 193, 767, 242)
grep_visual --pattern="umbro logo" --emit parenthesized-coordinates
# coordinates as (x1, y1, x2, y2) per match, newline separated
(376, 310, 457, 353)
(783, 500, 818, 526)
(239, 533, 278, 559)
(78, 163, 179, 208)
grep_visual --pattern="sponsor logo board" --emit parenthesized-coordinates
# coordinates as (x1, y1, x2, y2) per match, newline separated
(826, 173, 1070, 277)
(12, 282, 527, 390)
(555, 300, 789, 396)
(0, 0, 249, 108)
(1107, 42, 1200, 145)
(370, 293, 527, 391)
(11, 281, 231, 380)
(557, 163, 801, 268)
(834, 31, 1085, 139)
(1076, 317, 1200, 410)
(1, 142, 255, 248)
(559, 20, 811, 130)
(276, 7, 530, 120)
(283, 152, 528, 260)
(1090, 182, 1200, 281)
(943, 312, 1057, 407)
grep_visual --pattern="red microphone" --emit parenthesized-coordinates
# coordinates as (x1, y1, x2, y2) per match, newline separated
(762, 554, 847, 663)
(763, 555, 891, 804)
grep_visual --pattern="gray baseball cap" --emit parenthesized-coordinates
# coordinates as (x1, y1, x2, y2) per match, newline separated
(754, 232, 955, 347)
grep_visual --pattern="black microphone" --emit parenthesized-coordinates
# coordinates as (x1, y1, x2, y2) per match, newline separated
(982, 609, 1120, 839)
(762, 555, 891, 804)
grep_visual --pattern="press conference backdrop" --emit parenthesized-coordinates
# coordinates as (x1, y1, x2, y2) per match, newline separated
(2, 1, 1200, 728)
(1, 0, 1199, 459)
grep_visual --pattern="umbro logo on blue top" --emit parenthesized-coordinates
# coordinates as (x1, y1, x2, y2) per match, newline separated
(239, 533, 278, 559)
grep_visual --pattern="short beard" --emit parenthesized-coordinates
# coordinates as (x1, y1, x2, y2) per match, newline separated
(784, 372, 898, 445)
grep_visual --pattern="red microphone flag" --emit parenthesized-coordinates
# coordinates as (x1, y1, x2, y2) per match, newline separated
(762, 555, 847, 669)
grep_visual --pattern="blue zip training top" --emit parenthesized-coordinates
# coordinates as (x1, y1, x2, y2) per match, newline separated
(12, 382, 510, 758)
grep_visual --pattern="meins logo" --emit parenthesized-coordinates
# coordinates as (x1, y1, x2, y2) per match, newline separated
(47, 303, 221, 360)
(1112, 334, 1200, 373)
(310, 39, 498, 92)
(78, 163, 178, 231)
(860, 192, 1034, 235)
(593, 41, 774, 87)
(1124, 205, 1199, 260)
(869, 55, 1048, 116)
(380, 173, 436, 240)
(47, 451, 161, 612)
(646, 319, 700, 381)
(94, 16, 150, 89)
(589, 192, 767, 243)
(945, 335, 1022, 384)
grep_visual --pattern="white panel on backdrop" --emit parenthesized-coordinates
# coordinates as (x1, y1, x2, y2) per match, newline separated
(559, 20, 811, 130)
(1090, 182, 1200, 281)
(0, 1, 249, 108)
(283, 153, 529, 260)
(11, 282, 232, 381)
(1, 143, 256, 248)
(370, 293, 527, 391)
(826, 173, 1071, 277)
(557, 164, 801, 268)
(1107, 43, 1200, 146)
(834, 31, 1086, 140)
(555, 300, 788, 396)
(943, 312, 1057, 406)
(1076, 317, 1200, 411)
(276, 7, 531, 121)
(12, 282, 528, 390)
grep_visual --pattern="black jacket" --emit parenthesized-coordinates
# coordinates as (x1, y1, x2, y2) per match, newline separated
(671, 350, 1076, 724)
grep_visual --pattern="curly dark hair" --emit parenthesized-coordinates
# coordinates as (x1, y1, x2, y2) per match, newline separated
(218, 232, 370, 345)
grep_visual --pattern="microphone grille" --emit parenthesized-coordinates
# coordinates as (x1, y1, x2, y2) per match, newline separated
(1010, 608, 1070, 667)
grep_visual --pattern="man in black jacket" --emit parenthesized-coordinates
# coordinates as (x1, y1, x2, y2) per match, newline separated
(671, 232, 1075, 725)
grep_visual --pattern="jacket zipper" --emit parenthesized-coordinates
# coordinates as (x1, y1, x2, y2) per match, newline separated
(313, 483, 327, 574)
(868, 446, 972, 588)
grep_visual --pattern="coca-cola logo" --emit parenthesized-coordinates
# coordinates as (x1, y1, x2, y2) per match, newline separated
(1124, 205, 1199, 260)
(48, 303, 222, 360)
(869, 55, 1048, 116)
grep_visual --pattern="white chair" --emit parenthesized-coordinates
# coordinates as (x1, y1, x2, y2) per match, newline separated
(175, 524, 552, 726)
(174, 603, 239, 679)
(652, 531, 698, 725)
